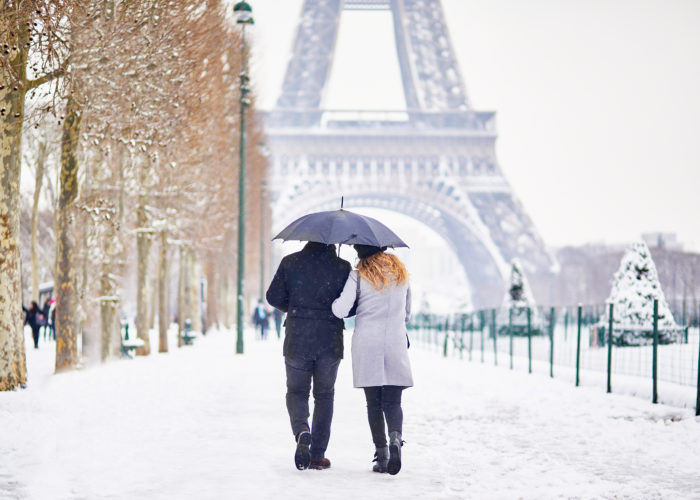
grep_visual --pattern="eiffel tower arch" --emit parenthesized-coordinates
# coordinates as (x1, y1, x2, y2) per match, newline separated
(265, 0, 555, 307)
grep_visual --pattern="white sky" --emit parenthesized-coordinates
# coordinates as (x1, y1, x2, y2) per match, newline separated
(249, 0, 700, 251)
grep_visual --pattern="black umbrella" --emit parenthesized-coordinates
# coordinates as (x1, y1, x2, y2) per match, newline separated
(273, 209, 408, 248)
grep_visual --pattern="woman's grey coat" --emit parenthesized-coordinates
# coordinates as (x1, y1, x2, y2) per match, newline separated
(332, 270, 413, 388)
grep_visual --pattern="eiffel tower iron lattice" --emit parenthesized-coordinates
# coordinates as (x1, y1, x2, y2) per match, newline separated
(264, 0, 556, 307)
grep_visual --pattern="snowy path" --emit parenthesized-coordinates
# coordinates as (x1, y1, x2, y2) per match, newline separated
(1, 328, 699, 500)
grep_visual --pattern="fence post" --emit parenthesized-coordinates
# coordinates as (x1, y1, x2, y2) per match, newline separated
(434, 316, 439, 350)
(607, 303, 614, 394)
(417, 314, 421, 344)
(681, 298, 690, 344)
(696, 304, 700, 416)
(652, 298, 659, 404)
(682, 299, 686, 333)
(426, 314, 431, 345)
(575, 304, 582, 387)
(527, 307, 532, 374)
(509, 306, 514, 370)
(492, 308, 498, 366)
(418, 313, 425, 344)
(427, 314, 432, 346)
(564, 308, 569, 340)
(460, 314, 465, 359)
(443, 317, 449, 357)
(549, 306, 555, 378)
(428, 314, 432, 346)
(480, 310, 485, 363)
(469, 312, 474, 361)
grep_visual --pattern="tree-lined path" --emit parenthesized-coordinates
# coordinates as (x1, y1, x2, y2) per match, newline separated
(1, 329, 699, 500)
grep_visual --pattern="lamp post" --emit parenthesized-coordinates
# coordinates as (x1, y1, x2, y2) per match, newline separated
(234, 0, 254, 354)
(259, 180, 265, 301)
(257, 142, 270, 301)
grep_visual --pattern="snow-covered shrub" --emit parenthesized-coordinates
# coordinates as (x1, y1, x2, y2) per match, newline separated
(497, 259, 543, 335)
(602, 241, 683, 345)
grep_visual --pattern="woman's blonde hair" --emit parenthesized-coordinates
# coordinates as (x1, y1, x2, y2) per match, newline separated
(357, 252, 409, 290)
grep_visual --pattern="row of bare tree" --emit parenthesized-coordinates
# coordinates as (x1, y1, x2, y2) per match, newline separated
(1, 0, 269, 390)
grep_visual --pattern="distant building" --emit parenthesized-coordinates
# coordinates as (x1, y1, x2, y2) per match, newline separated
(642, 232, 682, 251)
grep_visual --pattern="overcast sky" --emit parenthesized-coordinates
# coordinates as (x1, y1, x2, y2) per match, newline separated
(248, 0, 700, 251)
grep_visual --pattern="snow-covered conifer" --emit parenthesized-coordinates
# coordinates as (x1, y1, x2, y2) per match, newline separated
(603, 241, 682, 345)
(497, 259, 542, 334)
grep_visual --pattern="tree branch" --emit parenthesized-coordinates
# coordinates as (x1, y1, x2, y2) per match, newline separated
(25, 67, 65, 91)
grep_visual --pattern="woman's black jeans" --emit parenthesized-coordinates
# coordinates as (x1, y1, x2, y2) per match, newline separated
(363, 385, 406, 448)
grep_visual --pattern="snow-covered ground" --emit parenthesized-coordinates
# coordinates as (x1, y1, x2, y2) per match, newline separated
(1, 327, 699, 500)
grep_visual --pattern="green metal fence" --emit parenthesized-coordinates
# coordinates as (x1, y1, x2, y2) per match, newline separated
(406, 301, 700, 416)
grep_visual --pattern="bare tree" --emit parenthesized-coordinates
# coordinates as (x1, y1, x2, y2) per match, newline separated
(5, 0, 268, 379)
(1, 0, 70, 389)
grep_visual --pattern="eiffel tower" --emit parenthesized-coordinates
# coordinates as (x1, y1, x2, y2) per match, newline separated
(265, 0, 555, 307)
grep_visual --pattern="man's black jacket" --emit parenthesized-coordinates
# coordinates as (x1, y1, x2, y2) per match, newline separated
(266, 242, 351, 359)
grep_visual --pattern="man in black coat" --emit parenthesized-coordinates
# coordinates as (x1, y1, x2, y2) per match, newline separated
(266, 241, 351, 471)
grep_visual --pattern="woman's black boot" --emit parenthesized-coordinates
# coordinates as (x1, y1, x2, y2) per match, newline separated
(372, 446, 389, 473)
(387, 431, 402, 475)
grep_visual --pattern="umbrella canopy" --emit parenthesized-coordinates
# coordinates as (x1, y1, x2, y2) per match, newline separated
(273, 209, 408, 248)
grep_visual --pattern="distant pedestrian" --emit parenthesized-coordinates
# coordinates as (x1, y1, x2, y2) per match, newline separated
(42, 298, 51, 341)
(332, 244, 413, 475)
(273, 308, 283, 339)
(252, 300, 270, 340)
(48, 299, 56, 340)
(23, 301, 43, 349)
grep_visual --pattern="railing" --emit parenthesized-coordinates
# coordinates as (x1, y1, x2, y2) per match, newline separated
(407, 300, 700, 416)
(264, 108, 496, 131)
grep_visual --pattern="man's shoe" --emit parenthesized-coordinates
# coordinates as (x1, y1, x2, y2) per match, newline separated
(372, 446, 389, 473)
(294, 431, 311, 470)
(387, 431, 402, 475)
(309, 458, 331, 470)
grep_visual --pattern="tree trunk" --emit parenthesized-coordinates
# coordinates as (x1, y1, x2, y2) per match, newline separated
(220, 274, 231, 329)
(82, 293, 101, 365)
(118, 149, 125, 225)
(0, 10, 30, 390)
(149, 258, 158, 331)
(99, 262, 117, 361)
(135, 200, 152, 356)
(205, 257, 218, 332)
(158, 231, 168, 353)
(189, 253, 202, 333)
(177, 245, 185, 347)
(99, 299, 117, 361)
(31, 141, 47, 303)
(79, 168, 91, 360)
(218, 274, 226, 329)
(0, 84, 28, 391)
(55, 96, 82, 372)
(181, 247, 194, 334)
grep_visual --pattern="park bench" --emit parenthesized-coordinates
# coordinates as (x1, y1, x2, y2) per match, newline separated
(180, 318, 199, 346)
(120, 320, 145, 358)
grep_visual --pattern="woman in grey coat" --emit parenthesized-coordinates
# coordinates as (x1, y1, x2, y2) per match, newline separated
(332, 244, 413, 475)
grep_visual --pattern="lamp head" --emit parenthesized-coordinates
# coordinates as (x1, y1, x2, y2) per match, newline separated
(234, 1, 254, 24)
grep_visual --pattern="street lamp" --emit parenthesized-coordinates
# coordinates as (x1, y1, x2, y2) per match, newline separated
(234, 0, 254, 354)
(258, 142, 270, 301)
(260, 180, 265, 301)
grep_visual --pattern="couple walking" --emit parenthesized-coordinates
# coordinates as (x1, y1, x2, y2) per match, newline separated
(266, 241, 413, 475)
